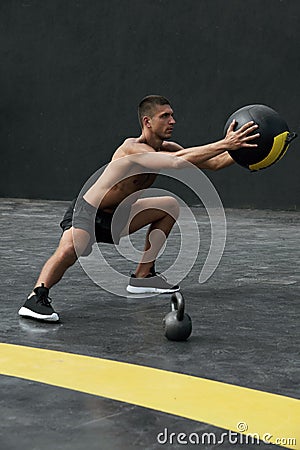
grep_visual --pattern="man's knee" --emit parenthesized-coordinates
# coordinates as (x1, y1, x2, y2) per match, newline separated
(70, 227, 93, 257)
(60, 239, 93, 260)
(163, 196, 180, 220)
(57, 241, 78, 263)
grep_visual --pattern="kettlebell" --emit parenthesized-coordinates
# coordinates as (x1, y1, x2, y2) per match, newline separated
(163, 292, 192, 341)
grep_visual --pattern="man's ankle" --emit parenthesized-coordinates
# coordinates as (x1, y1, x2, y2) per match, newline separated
(134, 271, 149, 278)
(134, 265, 155, 278)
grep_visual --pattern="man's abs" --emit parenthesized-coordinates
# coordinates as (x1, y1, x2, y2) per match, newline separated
(84, 172, 157, 212)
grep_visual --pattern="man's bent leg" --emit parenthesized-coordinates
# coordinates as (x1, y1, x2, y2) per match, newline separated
(123, 196, 180, 294)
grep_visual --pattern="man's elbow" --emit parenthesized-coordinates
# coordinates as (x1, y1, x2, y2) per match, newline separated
(211, 161, 222, 171)
(210, 159, 234, 171)
(203, 160, 220, 171)
(172, 155, 191, 169)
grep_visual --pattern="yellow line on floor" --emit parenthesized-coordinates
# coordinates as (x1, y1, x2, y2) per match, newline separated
(1, 343, 299, 449)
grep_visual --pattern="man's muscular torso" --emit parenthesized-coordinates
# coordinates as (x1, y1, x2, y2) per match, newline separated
(83, 136, 178, 212)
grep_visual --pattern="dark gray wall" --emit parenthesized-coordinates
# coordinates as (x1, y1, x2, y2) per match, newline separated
(1, 0, 299, 208)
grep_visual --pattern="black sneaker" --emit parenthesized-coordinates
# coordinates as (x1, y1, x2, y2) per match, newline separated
(18, 283, 59, 322)
(126, 268, 180, 294)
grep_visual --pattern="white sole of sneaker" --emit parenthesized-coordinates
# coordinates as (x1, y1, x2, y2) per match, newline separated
(18, 307, 59, 322)
(126, 285, 180, 294)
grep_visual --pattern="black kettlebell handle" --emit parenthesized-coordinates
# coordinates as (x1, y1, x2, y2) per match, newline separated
(171, 292, 185, 321)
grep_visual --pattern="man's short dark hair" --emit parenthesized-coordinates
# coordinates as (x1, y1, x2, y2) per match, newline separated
(138, 95, 171, 128)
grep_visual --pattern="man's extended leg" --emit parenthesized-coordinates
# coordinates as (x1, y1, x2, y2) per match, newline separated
(18, 228, 91, 322)
(34, 228, 91, 289)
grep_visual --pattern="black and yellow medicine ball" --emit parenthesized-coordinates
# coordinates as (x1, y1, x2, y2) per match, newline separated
(224, 104, 297, 171)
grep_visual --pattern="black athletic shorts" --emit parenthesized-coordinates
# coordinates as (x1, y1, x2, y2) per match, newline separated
(60, 198, 130, 245)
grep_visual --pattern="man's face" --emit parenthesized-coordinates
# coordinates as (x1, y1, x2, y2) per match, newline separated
(147, 104, 176, 139)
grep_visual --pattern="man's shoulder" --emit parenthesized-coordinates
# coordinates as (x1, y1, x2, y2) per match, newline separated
(123, 137, 138, 145)
(112, 138, 138, 158)
(161, 140, 184, 152)
(119, 137, 142, 150)
(119, 137, 156, 155)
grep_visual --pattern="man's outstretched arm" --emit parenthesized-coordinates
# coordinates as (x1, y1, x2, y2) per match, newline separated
(127, 120, 259, 170)
(168, 120, 259, 168)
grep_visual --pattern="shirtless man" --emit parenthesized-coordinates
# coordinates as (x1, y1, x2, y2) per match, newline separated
(18, 95, 259, 322)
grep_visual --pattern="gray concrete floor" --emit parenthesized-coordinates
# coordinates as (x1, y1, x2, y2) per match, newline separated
(0, 198, 299, 450)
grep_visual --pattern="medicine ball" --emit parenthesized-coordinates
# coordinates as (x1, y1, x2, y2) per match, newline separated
(223, 104, 297, 171)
